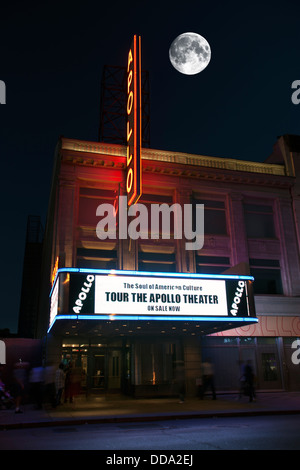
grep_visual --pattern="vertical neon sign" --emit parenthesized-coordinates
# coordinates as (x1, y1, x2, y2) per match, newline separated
(126, 35, 142, 206)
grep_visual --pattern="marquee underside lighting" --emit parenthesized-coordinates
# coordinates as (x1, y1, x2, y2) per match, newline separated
(47, 314, 258, 334)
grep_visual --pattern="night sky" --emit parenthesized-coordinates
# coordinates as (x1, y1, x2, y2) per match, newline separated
(1, 0, 300, 333)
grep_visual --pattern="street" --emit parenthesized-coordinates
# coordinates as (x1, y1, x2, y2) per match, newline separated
(1, 414, 300, 451)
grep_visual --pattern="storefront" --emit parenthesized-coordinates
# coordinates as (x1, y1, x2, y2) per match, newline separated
(207, 309, 300, 392)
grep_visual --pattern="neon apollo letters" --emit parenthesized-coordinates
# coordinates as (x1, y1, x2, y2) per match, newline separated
(126, 35, 142, 206)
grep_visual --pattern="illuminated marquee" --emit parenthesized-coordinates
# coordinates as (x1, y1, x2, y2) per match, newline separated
(126, 35, 142, 206)
(49, 268, 258, 331)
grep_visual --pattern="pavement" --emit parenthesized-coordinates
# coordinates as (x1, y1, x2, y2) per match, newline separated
(1, 391, 300, 430)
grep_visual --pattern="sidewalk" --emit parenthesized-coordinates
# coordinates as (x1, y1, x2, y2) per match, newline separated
(1, 391, 300, 430)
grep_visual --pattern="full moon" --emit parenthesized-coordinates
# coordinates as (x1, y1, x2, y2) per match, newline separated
(169, 32, 211, 75)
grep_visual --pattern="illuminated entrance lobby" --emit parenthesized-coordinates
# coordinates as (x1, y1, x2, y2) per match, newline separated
(47, 268, 257, 396)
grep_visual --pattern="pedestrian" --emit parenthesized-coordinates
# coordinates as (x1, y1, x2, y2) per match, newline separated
(200, 358, 216, 400)
(238, 360, 246, 399)
(55, 363, 65, 406)
(64, 361, 73, 403)
(44, 362, 56, 407)
(64, 361, 82, 404)
(175, 360, 185, 403)
(0, 364, 14, 410)
(244, 360, 255, 402)
(11, 359, 29, 413)
(29, 364, 44, 409)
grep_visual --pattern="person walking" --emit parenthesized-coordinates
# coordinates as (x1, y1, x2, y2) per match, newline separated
(44, 362, 56, 407)
(55, 363, 65, 406)
(175, 360, 186, 403)
(238, 360, 246, 399)
(29, 364, 44, 409)
(244, 360, 255, 402)
(12, 360, 29, 413)
(200, 358, 216, 400)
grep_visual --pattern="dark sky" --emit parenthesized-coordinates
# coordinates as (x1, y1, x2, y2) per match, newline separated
(1, 0, 300, 332)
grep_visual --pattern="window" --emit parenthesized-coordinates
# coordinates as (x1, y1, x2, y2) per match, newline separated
(78, 187, 116, 227)
(196, 255, 231, 274)
(77, 247, 117, 269)
(240, 337, 256, 345)
(138, 250, 176, 272)
(283, 337, 300, 346)
(137, 194, 177, 272)
(193, 199, 227, 235)
(244, 203, 276, 238)
(250, 258, 283, 294)
(137, 193, 175, 239)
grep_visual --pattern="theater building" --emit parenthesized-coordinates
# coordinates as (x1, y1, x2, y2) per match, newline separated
(38, 134, 300, 397)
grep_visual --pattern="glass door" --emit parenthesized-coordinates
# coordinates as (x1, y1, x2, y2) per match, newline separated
(91, 354, 106, 391)
(107, 349, 121, 391)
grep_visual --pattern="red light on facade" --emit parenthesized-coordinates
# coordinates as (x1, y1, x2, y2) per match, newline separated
(51, 256, 59, 285)
(126, 35, 142, 206)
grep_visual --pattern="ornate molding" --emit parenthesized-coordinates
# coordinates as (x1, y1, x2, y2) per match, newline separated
(60, 137, 290, 187)
(141, 147, 286, 177)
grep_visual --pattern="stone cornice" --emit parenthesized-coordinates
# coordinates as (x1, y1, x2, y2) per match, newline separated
(60, 137, 290, 187)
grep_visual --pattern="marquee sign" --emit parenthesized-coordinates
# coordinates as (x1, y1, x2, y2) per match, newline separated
(49, 269, 257, 330)
(126, 35, 142, 206)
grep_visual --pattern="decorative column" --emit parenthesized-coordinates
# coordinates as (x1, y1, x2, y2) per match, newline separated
(57, 172, 76, 267)
(227, 192, 249, 268)
(183, 336, 202, 397)
(275, 196, 300, 296)
(174, 188, 195, 273)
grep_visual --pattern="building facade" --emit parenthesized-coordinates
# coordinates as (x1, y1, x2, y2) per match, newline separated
(38, 134, 300, 397)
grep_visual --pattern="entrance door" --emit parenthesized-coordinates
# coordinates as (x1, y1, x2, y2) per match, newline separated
(88, 347, 125, 394)
(91, 354, 105, 391)
(107, 349, 121, 391)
